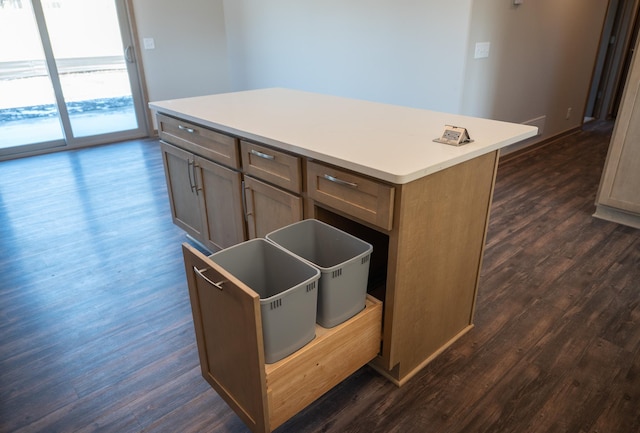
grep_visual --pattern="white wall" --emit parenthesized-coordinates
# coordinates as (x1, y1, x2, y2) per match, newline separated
(222, 0, 473, 113)
(220, 0, 609, 152)
(462, 0, 609, 150)
(131, 0, 230, 103)
(131, 0, 610, 153)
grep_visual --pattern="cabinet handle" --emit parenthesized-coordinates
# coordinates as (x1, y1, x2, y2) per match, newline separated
(178, 124, 195, 134)
(323, 174, 358, 188)
(192, 162, 202, 195)
(187, 159, 196, 192)
(241, 181, 253, 221)
(250, 149, 275, 160)
(193, 266, 225, 290)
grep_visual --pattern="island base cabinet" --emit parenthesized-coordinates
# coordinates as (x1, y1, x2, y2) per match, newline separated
(182, 243, 383, 433)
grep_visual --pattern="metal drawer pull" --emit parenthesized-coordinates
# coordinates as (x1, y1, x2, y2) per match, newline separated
(324, 174, 358, 188)
(194, 267, 225, 290)
(250, 149, 275, 160)
(178, 124, 195, 133)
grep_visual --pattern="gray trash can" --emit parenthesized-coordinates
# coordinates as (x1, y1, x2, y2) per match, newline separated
(208, 238, 320, 363)
(266, 219, 372, 328)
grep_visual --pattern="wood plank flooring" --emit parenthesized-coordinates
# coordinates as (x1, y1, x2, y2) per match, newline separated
(1, 122, 639, 433)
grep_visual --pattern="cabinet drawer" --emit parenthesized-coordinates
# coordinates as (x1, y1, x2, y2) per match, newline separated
(158, 113, 239, 169)
(241, 140, 302, 194)
(183, 243, 382, 433)
(307, 161, 395, 231)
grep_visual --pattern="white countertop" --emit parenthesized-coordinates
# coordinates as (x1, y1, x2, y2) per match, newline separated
(149, 88, 537, 184)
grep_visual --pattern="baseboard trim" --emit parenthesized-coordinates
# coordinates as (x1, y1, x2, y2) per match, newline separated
(593, 204, 640, 229)
(499, 127, 582, 164)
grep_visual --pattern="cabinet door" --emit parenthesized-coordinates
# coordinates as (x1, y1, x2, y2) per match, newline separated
(160, 141, 206, 239)
(244, 176, 302, 239)
(196, 156, 246, 251)
(182, 243, 270, 433)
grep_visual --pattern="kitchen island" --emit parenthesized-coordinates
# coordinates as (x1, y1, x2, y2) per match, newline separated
(150, 88, 537, 433)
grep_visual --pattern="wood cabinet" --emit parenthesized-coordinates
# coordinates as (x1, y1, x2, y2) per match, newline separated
(183, 243, 382, 433)
(241, 140, 304, 238)
(595, 36, 640, 229)
(158, 114, 245, 251)
(161, 141, 208, 239)
(159, 115, 305, 247)
(160, 141, 245, 251)
(306, 160, 395, 231)
(197, 156, 246, 250)
(150, 88, 536, 433)
(307, 152, 499, 383)
(243, 176, 303, 239)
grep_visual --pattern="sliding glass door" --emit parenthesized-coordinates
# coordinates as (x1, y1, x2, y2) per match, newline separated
(0, 0, 147, 158)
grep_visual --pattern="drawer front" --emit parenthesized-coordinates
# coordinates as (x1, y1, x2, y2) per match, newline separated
(157, 113, 239, 169)
(307, 161, 395, 231)
(241, 140, 302, 194)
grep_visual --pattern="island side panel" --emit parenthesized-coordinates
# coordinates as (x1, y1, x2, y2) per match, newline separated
(385, 150, 499, 383)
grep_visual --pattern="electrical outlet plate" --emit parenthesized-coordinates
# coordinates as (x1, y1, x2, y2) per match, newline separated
(434, 125, 473, 146)
(474, 42, 490, 59)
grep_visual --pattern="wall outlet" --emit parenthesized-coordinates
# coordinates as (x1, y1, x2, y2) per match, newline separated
(474, 42, 491, 59)
(566, 107, 572, 119)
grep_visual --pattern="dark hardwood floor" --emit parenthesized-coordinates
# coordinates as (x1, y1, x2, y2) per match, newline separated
(1, 122, 639, 433)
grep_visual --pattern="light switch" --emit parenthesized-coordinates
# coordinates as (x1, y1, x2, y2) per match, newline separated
(474, 42, 490, 59)
(143, 38, 155, 50)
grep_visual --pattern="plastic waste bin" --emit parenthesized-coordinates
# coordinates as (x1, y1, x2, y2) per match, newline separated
(208, 238, 320, 363)
(266, 219, 372, 328)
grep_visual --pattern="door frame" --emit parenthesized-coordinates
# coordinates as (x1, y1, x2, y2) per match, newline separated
(586, 0, 640, 121)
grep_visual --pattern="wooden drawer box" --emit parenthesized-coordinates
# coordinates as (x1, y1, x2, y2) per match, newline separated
(157, 113, 239, 169)
(306, 161, 395, 231)
(183, 243, 382, 433)
(241, 140, 302, 193)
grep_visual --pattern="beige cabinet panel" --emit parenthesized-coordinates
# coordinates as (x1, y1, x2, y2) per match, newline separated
(240, 140, 302, 193)
(244, 176, 302, 239)
(197, 156, 246, 251)
(160, 141, 206, 239)
(307, 160, 394, 231)
(182, 243, 382, 433)
(158, 113, 240, 169)
(596, 36, 640, 227)
(600, 79, 640, 211)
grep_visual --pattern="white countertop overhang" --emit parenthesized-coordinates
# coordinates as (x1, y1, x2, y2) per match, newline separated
(149, 88, 538, 185)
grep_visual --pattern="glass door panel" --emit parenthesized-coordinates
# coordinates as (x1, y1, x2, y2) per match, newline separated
(0, 1, 64, 149)
(41, 0, 138, 138)
(0, 0, 147, 159)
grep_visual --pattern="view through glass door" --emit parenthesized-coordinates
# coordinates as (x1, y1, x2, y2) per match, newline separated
(0, 0, 147, 158)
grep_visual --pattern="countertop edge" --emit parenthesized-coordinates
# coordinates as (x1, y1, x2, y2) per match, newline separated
(149, 95, 538, 185)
